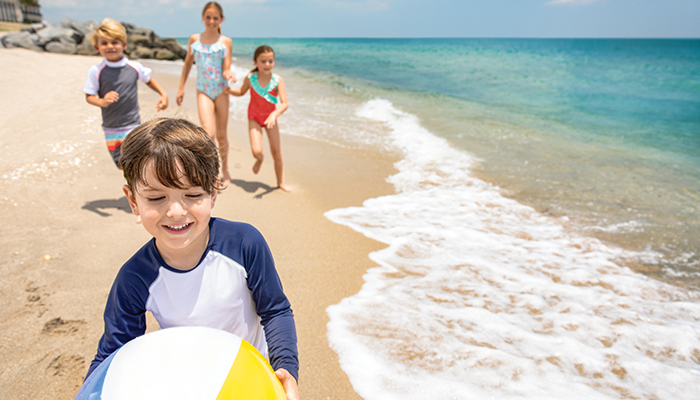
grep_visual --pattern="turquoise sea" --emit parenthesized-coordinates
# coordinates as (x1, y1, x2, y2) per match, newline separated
(176, 38, 700, 399)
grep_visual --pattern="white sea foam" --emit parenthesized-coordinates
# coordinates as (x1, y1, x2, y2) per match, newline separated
(325, 99, 700, 400)
(584, 220, 648, 234)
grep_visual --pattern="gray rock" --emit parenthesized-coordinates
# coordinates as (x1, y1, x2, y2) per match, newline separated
(58, 18, 74, 29)
(75, 38, 99, 56)
(21, 22, 46, 34)
(1, 31, 42, 51)
(154, 48, 178, 60)
(2, 19, 184, 60)
(63, 19, 95, 43)
(122, 22, 155, 43)
(128, 34, 152, 48)
(156, 37, 186, 59)
(36, 24, 83, 46)
(45, 40, 77, 54)
(128, 45, 155, 59)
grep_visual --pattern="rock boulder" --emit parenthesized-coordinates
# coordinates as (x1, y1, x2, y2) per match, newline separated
(45, 40, 77, 54)
(0, 18, 185, 61)
(1, 30, 42, 51)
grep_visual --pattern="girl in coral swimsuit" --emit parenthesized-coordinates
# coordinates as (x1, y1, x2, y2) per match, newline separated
(226, 45, 290, 192)
(176, 2, 236, 184)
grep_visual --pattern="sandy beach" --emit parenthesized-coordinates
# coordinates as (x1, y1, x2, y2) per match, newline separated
(0, 48, 397, 399)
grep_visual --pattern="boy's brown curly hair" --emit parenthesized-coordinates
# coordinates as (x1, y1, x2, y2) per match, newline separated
(120, 118, 221, 195)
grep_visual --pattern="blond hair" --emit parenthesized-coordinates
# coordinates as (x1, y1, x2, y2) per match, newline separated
(120, 118, 221, 195)
(89, 18, 127, 46)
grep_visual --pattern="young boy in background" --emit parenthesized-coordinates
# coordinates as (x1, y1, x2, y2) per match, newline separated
(83, 18, 168, 168)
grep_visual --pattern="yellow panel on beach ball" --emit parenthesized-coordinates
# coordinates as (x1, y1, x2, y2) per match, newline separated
(217, 340, 287, 399)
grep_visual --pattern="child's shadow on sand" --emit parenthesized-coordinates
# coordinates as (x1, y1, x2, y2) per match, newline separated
(231, 179, 278, 199)
(82, 196, 132, 217)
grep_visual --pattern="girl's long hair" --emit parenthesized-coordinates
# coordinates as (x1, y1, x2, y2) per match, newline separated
(251, 45, 275, 72)
(202, 1, 224, 34)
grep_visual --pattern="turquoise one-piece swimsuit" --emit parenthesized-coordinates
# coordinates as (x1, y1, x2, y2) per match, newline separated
(191, 35, 227, 100)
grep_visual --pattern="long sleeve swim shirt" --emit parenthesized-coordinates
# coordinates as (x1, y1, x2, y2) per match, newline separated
(87, 217, 299, 381)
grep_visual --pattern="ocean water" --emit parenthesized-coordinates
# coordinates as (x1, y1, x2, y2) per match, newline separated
(170, 38, 700, 399)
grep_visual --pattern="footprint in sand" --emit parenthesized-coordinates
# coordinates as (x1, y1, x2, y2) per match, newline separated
(47, 354, 85, 377)
(42, 317, 86, 335)
(25, 282, 49, 317)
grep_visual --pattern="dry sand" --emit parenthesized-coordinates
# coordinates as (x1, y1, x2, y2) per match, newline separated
(0, 48, 397, 399)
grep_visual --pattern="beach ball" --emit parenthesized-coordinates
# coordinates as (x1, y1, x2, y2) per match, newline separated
(74, 326, 286, 400)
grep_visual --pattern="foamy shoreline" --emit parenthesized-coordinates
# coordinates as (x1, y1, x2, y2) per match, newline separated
(0, 48, 396, 399)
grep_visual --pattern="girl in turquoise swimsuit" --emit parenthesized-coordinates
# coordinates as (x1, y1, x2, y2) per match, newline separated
(226, 45, 290, 192)
(177, 2, 235, 184)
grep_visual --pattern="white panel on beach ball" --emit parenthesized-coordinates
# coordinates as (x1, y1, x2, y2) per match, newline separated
(74, 326, 286, 400)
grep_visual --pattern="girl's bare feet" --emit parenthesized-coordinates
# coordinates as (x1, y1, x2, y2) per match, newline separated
(221, 170, 232, 185)
(278, 183, 291, 193)
(252, 159, 262, 174)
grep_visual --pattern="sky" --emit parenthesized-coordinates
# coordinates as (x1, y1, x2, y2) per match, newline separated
(40, 0, 700, 39)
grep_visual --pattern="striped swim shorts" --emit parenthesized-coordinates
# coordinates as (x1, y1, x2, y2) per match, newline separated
(103, 125, 138, 167)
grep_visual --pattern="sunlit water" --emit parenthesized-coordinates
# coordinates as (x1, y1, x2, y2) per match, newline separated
(160, 38, 700, 399)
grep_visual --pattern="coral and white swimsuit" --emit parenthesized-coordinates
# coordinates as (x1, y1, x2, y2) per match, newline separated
(248, 72, 279, 127)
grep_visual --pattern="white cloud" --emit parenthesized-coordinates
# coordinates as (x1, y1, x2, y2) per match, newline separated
(546, 0, 602, 5)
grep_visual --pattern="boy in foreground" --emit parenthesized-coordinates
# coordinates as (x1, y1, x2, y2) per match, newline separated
(83, 18, 168, 168)
(85, 118, 299, 399)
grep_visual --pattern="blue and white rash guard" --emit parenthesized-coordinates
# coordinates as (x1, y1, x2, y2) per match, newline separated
(87, 218, 299, 381)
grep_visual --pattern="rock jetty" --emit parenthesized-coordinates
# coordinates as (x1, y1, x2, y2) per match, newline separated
(0, 18, 186, 60)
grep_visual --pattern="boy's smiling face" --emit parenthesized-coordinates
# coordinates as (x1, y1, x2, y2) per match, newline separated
(95, 36, 125, 62)
(123, 160, 217, 270)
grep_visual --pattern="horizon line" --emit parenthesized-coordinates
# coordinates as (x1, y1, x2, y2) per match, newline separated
(175, 36, 700, 40)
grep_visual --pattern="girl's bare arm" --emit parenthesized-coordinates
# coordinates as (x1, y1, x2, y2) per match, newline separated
(221, 36, 236, 83)
(226, 76, 251, 97)
(176, 34, 197, 106)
